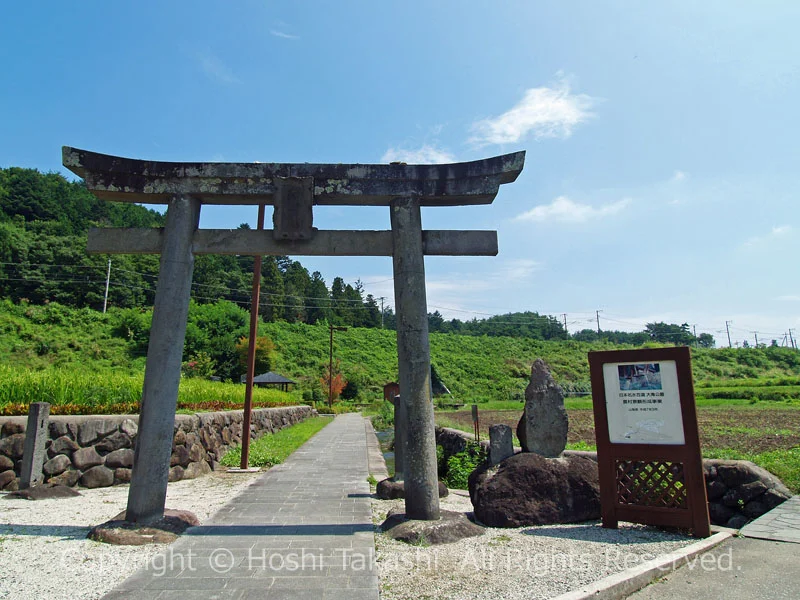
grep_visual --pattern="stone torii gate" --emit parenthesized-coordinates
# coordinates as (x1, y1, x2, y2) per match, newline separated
(62, 146, 525, 524)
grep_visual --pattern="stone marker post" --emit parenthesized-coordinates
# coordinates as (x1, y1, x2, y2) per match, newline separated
(488, 424, 514, 466)
(127, 195, 201, 524)
(392, 394, 407, 482)
(20, 402, 51, 489)
(391, 197, 440, 521)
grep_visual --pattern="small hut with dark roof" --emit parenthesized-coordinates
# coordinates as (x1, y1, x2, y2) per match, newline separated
(240, 371, 296, 392)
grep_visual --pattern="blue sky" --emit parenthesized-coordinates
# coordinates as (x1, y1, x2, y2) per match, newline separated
(1, 1, 798, 347)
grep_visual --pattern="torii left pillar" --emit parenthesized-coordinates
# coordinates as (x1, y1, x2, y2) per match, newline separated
(127, 195, 200, 524)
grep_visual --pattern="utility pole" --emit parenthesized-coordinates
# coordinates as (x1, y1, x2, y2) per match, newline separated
(328, 324, 347, 409)
(562, 313, 568, 335)
(379, 296, 385, 329)
(692, 324, 698, 348)
(725, 321, 732, 348)
(790, 329, 797, 350)
(596, 310, 602, 334)
(102, 258, 111, 313)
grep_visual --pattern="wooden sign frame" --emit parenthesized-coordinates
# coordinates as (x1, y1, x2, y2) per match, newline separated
(588, 346, 710, 538)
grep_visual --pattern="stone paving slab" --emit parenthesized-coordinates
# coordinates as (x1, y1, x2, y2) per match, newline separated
(102, 413, 378, 600)
(740, 495, 800, 544)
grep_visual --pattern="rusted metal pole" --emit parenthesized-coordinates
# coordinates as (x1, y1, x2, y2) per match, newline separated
(391, 197, 440, 521)
(240, 204, 266, 469)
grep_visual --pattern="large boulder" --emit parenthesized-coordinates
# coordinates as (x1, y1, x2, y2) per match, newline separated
(516, 359, 569, 457)
(469, 452, 600, 527)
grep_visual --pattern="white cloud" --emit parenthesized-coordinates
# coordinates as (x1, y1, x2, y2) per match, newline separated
(776, 295, 800, 302)
(196, 51, 241, 85)
(671, 170, 687, 183)
(270, 29, 299, 40)
(468, 74, 596, 146)
(514, 196, 631, 224)
(743, 225, 792, 247)
(381, 145, 455, 164)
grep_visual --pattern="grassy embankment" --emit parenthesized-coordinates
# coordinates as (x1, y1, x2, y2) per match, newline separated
(220, 416, 333, 468)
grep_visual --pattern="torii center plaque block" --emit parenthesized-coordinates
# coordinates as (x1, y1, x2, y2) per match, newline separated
(63, 146, 525, 524)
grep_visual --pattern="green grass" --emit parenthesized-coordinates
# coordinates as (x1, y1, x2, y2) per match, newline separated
(0, 365, 297, 415)
(220, 416, 332, 468)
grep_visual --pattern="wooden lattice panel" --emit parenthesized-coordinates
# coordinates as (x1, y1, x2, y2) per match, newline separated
(615, 460, 688, 509)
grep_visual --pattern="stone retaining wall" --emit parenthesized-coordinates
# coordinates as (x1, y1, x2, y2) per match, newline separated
(435, 427, 792, 528)
(0, 406, 313, 491)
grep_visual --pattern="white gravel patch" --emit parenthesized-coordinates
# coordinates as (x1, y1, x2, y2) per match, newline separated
(0, 471, 262, 600)
(373, 490, 696, 600)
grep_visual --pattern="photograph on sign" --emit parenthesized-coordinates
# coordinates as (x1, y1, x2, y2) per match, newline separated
(603, 360, 685, 444)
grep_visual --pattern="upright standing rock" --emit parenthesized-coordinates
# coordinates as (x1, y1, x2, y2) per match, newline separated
(20, 402, 50, 489)
(516, 359, 568, 457)
(489, 424, 514, 466)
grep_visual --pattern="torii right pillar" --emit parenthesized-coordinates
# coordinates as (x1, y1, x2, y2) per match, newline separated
(391, 197, 439, 520)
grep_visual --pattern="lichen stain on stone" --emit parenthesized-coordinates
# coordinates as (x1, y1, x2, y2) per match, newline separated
(315, 179, 362, 195)
(345, 166, 369, 179)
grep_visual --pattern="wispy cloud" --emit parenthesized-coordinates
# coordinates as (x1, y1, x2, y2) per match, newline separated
(514, 196, 631, 224)
(776, 295, 800, 302)
(743, 225, 792, 247)
(270, 29, 299, 40)
(671, 170, 687, 183)
(381, 145, 455, 164)
(196, 51, 241, 85)
(469, 73, 596, 147)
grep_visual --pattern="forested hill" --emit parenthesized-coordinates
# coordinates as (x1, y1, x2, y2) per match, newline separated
(0, 166, 715, 345)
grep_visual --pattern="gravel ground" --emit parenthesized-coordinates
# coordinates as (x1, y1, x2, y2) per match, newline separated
(373, 490, 696, 600)
(0, 471, 262, 600)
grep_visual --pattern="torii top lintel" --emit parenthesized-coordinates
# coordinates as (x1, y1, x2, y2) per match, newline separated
(62, 147, 525, 206)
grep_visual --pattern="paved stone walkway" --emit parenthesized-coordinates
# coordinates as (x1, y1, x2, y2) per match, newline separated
(103, 413, 378, 600)
(740, 494, 800, 543)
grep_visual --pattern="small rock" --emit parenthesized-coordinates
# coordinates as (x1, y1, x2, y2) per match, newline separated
(43, 454, 72, 477)
(708, 502, 735, 526)
(80, 465, 114, 488)
(182, 461, 212, 480)
(104, 448, 134, 469)
(742, 500, 768, 519)
(6, 484, 81, 500)
(95, 431, 132, 454)
(725, 514, 749, 530)
(0, 455, 13, 471)
(120, 419, 138, 438)
(376, 478, 449, 500)
(173, 430, 187, 446)
(0, 469, 16, 490)
(0, 433, 26, 459)
(706, 479, 727, 501)
(171, 445, 191, 468)
(72, 447, 104, 470)
(49, 469, 81, 487)
(113, 468, 133, 484)
(188, 443, 204, 463)
(49, 420, 70, 439)
(78, 419, 118, 446)
(1, 422, 24, 436)
(168, 466, 184, 482)
(722, 480, 768, 507)
(48, 436, 79, 457)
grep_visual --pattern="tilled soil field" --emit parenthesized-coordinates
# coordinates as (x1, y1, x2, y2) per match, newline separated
(441, 408, 800, 455)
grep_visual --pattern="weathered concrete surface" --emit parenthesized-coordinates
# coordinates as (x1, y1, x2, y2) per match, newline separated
(63, 146, 525, 206)
(517, 358, 569, 457)
(19, 402, 50, 489)
(391, 197, 440, 521)
(88, 228, 499, 256)
(126, 195, 200, 525)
